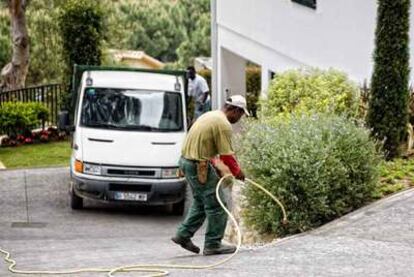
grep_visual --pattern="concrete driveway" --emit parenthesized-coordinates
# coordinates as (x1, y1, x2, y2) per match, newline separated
(1, 167, 414, 277)
(0, 167, 203, 277)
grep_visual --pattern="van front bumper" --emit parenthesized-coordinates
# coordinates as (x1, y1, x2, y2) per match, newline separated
(71, 174, 186, 205)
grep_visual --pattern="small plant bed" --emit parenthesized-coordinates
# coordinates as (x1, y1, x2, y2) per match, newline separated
(374, 157, 414, 199)
(0, 127, 67, 147)
(0, 140, 71, 169)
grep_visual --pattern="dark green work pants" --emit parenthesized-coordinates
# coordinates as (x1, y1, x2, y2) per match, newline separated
(176, 157, 227, 248)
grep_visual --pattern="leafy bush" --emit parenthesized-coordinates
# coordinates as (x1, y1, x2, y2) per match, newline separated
(0, 102, 49, 136)
(238, 114, 381, 236)
(261, 68, 360, 120)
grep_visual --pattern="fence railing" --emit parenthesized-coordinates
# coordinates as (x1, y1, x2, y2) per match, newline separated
(0, 84, 67, 129)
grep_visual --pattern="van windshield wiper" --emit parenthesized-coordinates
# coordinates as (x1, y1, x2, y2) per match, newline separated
(121, 125, 157, 131)
(86, 122, 122, 129)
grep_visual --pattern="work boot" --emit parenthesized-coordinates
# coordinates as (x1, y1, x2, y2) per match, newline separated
(171, 236, 200, 254)
(203, 243, 237, 256)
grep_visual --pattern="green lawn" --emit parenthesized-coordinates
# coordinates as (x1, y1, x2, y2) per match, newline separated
(0, 140, 71, 169)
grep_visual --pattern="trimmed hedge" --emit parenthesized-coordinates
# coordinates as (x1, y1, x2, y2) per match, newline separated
(0, 102, 49, 136)
(261, 68, 360, 120)
(238, 114, 381, 236)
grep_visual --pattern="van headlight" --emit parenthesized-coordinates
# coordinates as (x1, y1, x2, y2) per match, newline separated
(83, 163, 102, 175)
(161, 168, 179, 179)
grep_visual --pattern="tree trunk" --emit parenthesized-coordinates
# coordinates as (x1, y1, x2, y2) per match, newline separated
(0, 0, 29, 91)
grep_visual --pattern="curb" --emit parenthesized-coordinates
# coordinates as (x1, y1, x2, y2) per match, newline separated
(245, 187, 414, 251)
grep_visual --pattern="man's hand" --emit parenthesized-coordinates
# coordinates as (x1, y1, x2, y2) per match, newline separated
(235, 170, 245, 181)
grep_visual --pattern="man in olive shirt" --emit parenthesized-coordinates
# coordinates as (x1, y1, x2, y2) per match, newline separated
(172, 95, 249, 256)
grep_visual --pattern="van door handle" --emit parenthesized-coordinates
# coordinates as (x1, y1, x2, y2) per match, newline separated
(88, 138, 114, 143)
(151, 142, 176, 145)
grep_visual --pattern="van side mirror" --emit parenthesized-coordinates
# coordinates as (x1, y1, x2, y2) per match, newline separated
(58, 110, 75, 132)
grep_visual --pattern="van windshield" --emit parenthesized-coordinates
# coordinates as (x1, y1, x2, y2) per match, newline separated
(80, 88, 183, 132)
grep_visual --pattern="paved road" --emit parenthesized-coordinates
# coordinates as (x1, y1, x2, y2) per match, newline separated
(1, 167, 414, 277)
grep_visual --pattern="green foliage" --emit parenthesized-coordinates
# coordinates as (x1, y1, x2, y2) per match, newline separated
(238, 114, 381, 235)
(106, 0, 210, 67)
(26, 0, 64, 85)
(0, 9, 11, 70)
(246, 67, 261, 117)
(373, 157, 414, 199)
(262, 68, 360, 120)
(367, 0, 410, 159)
(0, 102, 49, 135)
(175, 0, 211, 66)
(117, 0, 186, 62)
(58, 0, 104, 81)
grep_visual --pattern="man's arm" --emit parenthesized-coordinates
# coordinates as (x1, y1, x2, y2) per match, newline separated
(220, 154, 245, 181)
(199, 76, 210, 104)
(201, 90, 209, 104)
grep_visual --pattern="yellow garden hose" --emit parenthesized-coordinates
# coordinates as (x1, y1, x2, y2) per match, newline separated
(0, 175, 287, 277)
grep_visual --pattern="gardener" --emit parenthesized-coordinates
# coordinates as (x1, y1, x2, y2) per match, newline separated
(171, 95, 249, 255)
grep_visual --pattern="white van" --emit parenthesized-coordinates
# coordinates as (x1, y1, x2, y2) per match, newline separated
(60, 66, 188, 214)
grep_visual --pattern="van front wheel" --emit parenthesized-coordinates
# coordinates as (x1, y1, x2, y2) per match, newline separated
(70, 189, 83, 210)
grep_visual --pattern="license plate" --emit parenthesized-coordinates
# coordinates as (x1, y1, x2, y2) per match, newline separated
(114, 192, 147, 201)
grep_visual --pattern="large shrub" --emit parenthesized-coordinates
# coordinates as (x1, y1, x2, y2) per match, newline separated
(0, 102, 49, 136)
(238, 114, 381, 236)
(367, 0, 410, 159)
(261, 68, 360, 119)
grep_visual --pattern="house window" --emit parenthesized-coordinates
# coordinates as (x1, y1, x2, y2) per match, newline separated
(292, 0, 316, 9)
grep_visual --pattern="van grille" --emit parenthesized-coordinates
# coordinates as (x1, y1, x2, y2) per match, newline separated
(107, 169, 156, 177)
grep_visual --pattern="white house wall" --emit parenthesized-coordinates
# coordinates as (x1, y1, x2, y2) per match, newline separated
(214, 0, 414, 106)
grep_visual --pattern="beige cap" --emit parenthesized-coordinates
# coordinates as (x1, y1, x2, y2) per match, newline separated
(225, 94, 250, 116)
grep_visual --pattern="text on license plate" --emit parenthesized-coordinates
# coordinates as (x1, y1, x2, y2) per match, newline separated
(114, 192, 147, 201)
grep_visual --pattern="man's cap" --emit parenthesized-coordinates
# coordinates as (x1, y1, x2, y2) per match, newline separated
(225, 95, 250, 116)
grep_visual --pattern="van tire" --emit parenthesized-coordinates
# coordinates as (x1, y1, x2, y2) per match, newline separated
(70, 189, 83, 210)
(170, 199, 185, 216)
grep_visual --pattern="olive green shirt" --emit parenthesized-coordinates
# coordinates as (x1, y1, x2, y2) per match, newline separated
(182, 110, 234, 160)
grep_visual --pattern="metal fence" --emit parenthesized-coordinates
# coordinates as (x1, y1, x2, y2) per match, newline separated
(0, 84, 67, 131)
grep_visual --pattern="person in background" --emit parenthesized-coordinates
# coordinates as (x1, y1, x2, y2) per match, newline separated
(171, 95, 249, 256)
(187, 66, 210, 121)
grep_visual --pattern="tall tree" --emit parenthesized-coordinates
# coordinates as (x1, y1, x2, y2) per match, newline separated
(26, 0, 63, 85)
(367, 0, 411, 159)
(58, 0, 104, 111)
(58, 0, 104, 83)
(0, 0, 30, 91)
(119, 0, 186, 62)
(0, 7, 12, 70)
